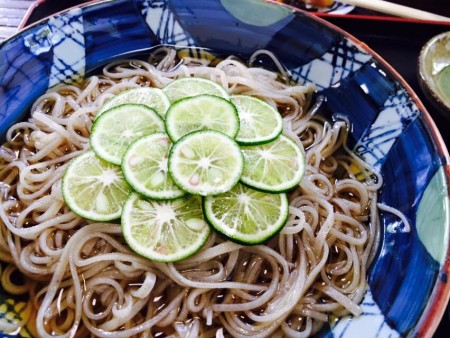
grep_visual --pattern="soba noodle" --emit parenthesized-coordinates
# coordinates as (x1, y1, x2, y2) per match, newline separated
(0, 47, 382, 337)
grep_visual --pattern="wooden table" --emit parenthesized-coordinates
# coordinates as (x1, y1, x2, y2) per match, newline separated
(0, 0, 34, 42)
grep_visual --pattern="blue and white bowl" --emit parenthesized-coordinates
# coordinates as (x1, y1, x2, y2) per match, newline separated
(1, 0, 449, 337)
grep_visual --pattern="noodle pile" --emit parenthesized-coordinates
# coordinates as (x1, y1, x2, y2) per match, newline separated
(0, 47, 381, 337)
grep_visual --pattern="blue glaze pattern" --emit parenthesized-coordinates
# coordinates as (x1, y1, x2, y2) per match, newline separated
(355, 88, 421, 168)
(0, 0, 449, 337)
(47, 8, 85, 87)
(140, 0, 196, 46)
(322, 62, 396, 141)
(1, 32, 53, 137)
(83, 0, 156, 69)
(331, 290, 399, 338)
(291, 38, 372, 89)
(369, 116, 443, 334)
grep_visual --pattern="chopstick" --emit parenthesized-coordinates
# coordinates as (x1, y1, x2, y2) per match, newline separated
(307, 0, 450, 22)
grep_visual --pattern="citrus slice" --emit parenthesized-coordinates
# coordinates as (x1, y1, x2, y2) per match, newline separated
(122, 133, 185, 200)
(203, 183, 288, 245)
(162, 77, 229, 102)
(165, 94, 239, 142)
(90, 104, 165, 165)
(231, 95, 283, 145)
(168, 130, 243, 196)
(96, 87, 170, 118)
(121, 192, 210, 262)
(62, 150, 132, 221)
(240, 135, 305, 192)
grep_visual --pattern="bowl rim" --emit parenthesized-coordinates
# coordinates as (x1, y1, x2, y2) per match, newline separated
(2, 0, 450, 336)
